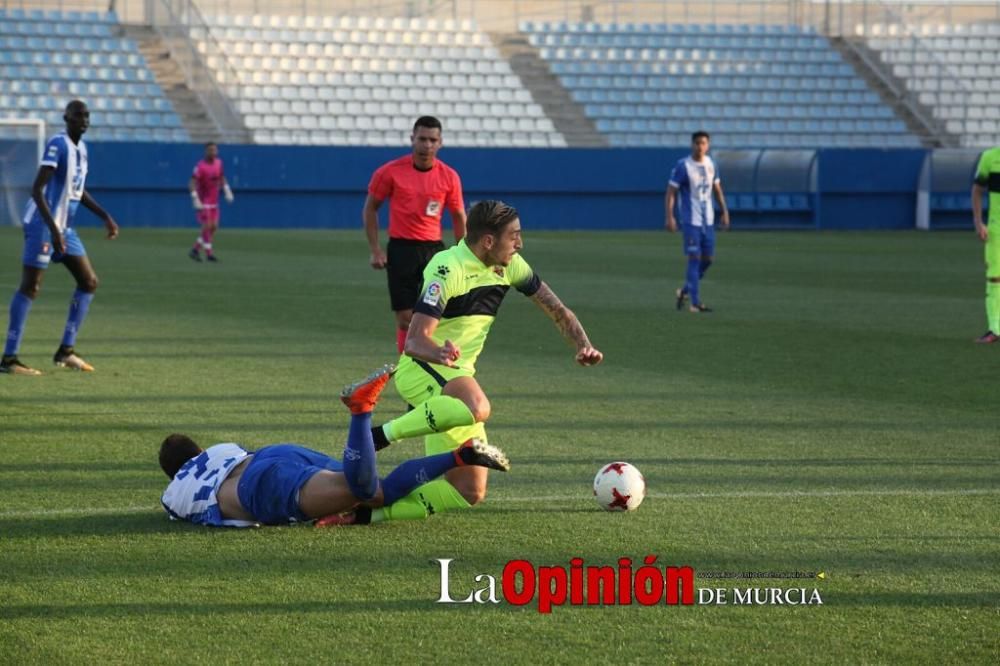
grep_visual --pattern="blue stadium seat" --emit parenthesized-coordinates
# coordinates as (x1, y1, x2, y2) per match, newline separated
(17, 22, 43, 36)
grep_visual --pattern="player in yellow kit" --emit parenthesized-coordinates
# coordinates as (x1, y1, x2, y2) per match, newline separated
(322, 200, 603, 526)
(972, 146, 1000, 343)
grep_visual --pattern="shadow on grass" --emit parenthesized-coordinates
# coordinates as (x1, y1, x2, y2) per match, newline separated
(0, 512, 181, 538)
(0, 598, 433, 621)
(488, 505, 599, 515)
(4, 511, 997, 583)
(824, 592, 1000, 608)
(92, 335, 316, 345)
(0, 393, 333, 406)
(517, 456, 1000, 468)
(5, 592, 994, 621)
(13, 420, 995, 438)
(0, 422, 336, 434)
(2, 591, 993, 623)
(0, 462, 158, 473)
(74, 350, 323, 359)
(0, 475, 159, 492)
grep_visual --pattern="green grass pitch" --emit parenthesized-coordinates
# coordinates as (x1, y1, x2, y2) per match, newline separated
(0, 227, 997, 664)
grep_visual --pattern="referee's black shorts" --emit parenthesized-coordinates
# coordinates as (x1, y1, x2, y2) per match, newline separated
(386, 237, 445, 311)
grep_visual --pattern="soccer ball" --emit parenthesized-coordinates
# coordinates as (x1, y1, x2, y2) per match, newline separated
(593, 462, 646, 511)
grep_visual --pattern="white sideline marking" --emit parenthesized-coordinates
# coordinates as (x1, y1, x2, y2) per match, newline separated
(1, 488, 997, 520)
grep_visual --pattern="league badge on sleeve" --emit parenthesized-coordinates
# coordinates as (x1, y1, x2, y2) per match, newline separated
(423, 281, 443, 306)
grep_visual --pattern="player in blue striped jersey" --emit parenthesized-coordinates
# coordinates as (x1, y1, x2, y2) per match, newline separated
(1, 100, 119, 375)
(160, 365, 510, 528)
(666, 131, 730, 313)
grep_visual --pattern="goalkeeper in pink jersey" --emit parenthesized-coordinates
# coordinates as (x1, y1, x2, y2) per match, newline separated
(188, 142, 233, 262)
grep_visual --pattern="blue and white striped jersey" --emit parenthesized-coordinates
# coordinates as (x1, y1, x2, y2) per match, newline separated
(22, 132, 88, 232)
(668, 156, 721, 228)
(161, 443, 256, 528)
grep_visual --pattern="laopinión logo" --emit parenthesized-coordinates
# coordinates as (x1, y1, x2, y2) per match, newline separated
(434, 558, 824, 613)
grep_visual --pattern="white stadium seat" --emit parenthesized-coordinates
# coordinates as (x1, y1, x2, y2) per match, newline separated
(196, 13, 569, 146)
(865, 23, 996, 146)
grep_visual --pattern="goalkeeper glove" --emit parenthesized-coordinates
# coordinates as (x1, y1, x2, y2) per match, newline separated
(190, 191, 204, 210)
(223, 184, 234, 203)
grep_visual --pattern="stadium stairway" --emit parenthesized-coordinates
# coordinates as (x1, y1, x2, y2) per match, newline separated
(195, 14, 568, 147)
(121, 24, 251, 143)
(489, 30, 607, 147)
(828, 35, 955, 147)
(861, 23, 1000, 148)
(522, 21, 922, 148)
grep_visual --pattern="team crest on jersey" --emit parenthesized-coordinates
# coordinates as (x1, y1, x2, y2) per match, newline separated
(423, 281, 443, 306)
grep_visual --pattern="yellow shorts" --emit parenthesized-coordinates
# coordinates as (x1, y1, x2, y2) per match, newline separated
(393, 355, 485, 455)
(987, 226, 1000, 278)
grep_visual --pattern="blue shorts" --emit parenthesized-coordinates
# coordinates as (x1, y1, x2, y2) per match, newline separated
(22, 222, 86, 269)
(681, 224, 715, 258)
(237, 444, 344, 525)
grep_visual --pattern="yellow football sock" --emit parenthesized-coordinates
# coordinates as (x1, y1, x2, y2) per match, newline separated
(384, 396, 475, 441)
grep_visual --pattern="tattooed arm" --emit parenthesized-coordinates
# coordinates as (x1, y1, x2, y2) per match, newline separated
(530, 282, 603, 366)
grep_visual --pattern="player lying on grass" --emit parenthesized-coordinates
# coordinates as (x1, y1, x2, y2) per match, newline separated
(159, 365, 509, 527)
(326, 200, 603, 526)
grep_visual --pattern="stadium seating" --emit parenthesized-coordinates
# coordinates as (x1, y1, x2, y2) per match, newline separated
(861, 23, 1000, 148)
(522, 21, 920, 148)
(193, 15, 566, 147)
(0, 9, 188, 142)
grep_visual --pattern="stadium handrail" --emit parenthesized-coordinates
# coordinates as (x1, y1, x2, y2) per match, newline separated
(836, 35, 950, 147)
(866, 0, 971, 148)
(148, 0, 250, 143)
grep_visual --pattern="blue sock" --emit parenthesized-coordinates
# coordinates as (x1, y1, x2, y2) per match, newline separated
(4, 291, 33, 357)
(699, 259, 713, 279)
(685, 256, 701, 306)
(343, 412, 378, 501)
(61, 289, 95, 348)
(381, 451, 458, 506)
